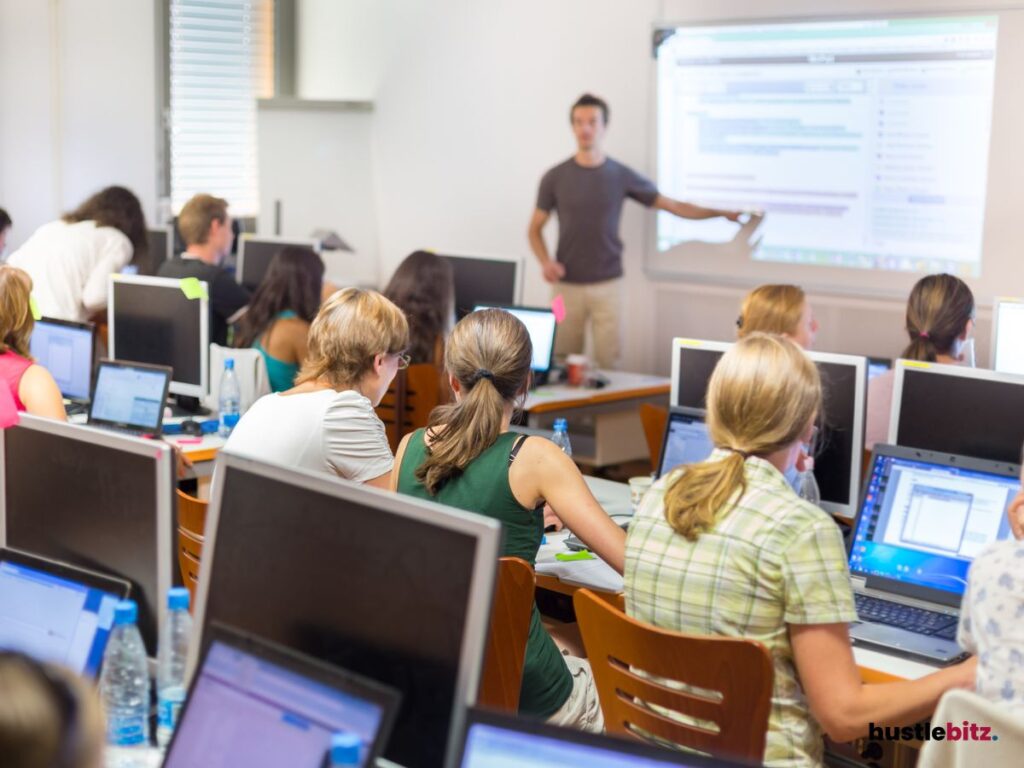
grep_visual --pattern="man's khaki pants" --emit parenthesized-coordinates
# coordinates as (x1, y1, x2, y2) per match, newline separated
(552, 278, 623, 370)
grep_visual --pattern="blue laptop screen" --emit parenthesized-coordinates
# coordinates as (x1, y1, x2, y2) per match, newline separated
(164, 640, 386, 768)
(90, 364, 167, 430)
(475, 306, 556, 373)
(850, 454, 1019, 596)
(0, 560, 120, 677)
(30, 320, 93, 400)
(658, 412, 714, 478)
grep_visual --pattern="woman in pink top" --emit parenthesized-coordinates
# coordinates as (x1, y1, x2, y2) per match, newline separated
(0, 266, 66, 419)
(865, 274, 974, 449)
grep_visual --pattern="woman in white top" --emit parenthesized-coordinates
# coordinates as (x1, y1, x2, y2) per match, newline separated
(7, 186, 147, 322)
(225, 287, 409, 488)
(865, 274, 975, 449)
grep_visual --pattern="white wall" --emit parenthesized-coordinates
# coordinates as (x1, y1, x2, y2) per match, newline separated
(0, 0, 157, 251)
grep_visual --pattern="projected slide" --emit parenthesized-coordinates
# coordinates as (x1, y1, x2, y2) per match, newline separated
(655, 16, 998, 275)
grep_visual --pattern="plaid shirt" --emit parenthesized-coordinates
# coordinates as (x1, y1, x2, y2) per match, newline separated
(625, 449, 857, 768)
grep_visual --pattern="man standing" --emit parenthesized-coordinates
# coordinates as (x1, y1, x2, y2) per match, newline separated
(528, 94, 741, 370)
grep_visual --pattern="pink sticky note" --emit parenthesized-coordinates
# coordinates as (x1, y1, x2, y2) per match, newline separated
(551, 294, 566, 324)
(0, 382, 20, 429)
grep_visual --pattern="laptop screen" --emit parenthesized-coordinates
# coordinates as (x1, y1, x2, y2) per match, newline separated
(476, 306, 556, 373)
(89, 363, 168, 432)
(658, 410, 714, 478)
(30, 320, 93, 401)
(165, 639, 387, 768)
(0, 559, 122, 677)
(851, 453, 1019, 597)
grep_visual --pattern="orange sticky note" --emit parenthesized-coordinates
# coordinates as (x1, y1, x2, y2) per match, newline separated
(551, 294, 566, 324)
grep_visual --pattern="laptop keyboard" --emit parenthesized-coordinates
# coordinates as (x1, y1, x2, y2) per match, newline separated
(854, 594, 959, 639)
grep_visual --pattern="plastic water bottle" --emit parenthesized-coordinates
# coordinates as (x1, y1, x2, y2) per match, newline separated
(797, 457, 821, 505)
(99, 600, 151, 763)
(327, 732, 362, 767)
(156, 587, 193, 748)
(551, 418, 572, 458)
(218, 358, 241, 437)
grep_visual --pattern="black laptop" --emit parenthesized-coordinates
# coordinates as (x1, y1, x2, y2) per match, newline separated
(88, 359, 172, 437)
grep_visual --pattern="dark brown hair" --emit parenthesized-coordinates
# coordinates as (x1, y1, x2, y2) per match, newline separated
(383, 251, 454, 365)
(62, 186, 146, 264)
(0, 208, 11, 232)
(570, 93, 609, 125)
(234, 247, 325, 348)
(901, 274, 975, 362)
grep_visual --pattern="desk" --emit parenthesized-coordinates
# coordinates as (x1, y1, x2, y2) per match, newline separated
(167, 434, 225, 478)
(522, 371, 669, 468)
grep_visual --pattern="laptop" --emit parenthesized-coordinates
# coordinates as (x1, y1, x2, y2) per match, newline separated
(29, 317, 96, 416)
(163, 624, 400, 768)
(475, 305, 557, 386)
(453, 707, 749, 768)
(88, 359, 172, 437)
(657, 406, 714, 479)
(0, 547, 130, 678)
(847, 444, 1020, 664)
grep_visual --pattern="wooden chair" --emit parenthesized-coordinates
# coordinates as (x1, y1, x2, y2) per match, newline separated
(639, 403, 668, 474)
(478, 557, 535, 713)
(573, 588, 773, 763)
(376, 363, 442, 452)
(175, 489, 208, 609)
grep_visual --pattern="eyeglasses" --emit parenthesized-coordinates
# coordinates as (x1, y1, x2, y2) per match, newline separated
(392, 352, 410, 370)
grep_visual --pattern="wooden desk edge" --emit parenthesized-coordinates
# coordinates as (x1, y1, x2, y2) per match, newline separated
(181, 447, 218, 463)
(527, 384, 671, 414)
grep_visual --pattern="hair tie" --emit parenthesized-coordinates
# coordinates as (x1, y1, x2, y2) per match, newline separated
(475, 368, 495, 382)
(725, 447, 749, 459)
(919, 331, 930, 339)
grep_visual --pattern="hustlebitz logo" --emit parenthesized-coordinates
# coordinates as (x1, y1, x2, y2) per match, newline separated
(868, 721, 998, 742)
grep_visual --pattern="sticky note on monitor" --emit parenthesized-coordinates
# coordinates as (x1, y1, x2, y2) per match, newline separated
(179, 277, 208, 301)
(551, 294, 566, 324)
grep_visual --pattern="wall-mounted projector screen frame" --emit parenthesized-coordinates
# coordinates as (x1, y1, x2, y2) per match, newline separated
(646, 10, 1018, 303)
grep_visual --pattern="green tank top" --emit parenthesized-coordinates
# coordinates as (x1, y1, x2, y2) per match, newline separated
(397, 429, 574, 718)
(253, 311, 301, 392)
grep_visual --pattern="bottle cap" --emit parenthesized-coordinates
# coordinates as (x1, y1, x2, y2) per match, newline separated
(113, 600, 138, 626)
(554, 418, 567, 430)
(330, 732, 361, 765)
(224, 358, 235, 370)
(168, 587, 190, 611)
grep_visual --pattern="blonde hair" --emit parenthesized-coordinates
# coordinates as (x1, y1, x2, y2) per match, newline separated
(0, 266, 34, 358)
(902, 274, 974, 362)
(737, 284, 807, 339)
(0, 653, 104, 768)
(295, 287, 408, 389)
(664, 333, 821, 540)
(416, 309, 532, 495)
(177, 194, 228, 246)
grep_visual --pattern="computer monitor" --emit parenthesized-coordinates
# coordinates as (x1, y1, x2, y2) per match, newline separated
(670, 338, 730, 409)
(108, 274, 209, 399)
(29, 317, 95, 402)
(0, 415, 175, 655)
(195, 453, 501, 768)
(454, 708, 749, 768)
(474, 305, 556, 381)
(0, 547, 130, 678)
(164, 624, 400, 768)
(440, 254, 520, 320)
(142, 227, 173, 276)
(236, 235, 321, 292)
(992, 297, 1024, 375)
(657, 406, 713, 478)
(889, 360, 1024, 464)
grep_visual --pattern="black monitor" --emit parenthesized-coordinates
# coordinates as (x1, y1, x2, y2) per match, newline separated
(108, 274, 210, 399)
(670, 339, 730, 410)
(891, 361, 1024, 464)
(140, 227, 172, 276)
(236, 235, 320, 292)
(0, 415, 176, 655)
(440, 255, 520, 320)
(195, 453, 501, 768)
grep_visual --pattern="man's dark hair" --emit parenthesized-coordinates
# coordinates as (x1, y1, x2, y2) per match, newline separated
(570, 93, 609, 125)
(0, 208, 10, 231)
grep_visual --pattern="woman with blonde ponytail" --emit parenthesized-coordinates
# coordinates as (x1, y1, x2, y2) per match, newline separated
(625, 334, 976, 767)
(392, 308, 625, 730)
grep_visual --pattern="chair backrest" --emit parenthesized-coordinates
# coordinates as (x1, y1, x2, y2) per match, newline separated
(639, 404, 668, 474)
(918, 688, 1024, 768)
(376, 364, 442, 452)
(175, 489, 208, 609)
(206, 344, 271, 411)
(478, 557, 535, 713)
(573, 588, 773, 763)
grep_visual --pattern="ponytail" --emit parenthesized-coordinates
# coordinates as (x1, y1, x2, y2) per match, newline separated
(901, 274, 974, 362)
(664, 451, 747, 540)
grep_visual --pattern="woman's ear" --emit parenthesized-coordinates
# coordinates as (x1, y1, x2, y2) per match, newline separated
(959, 317, 975, 342)
(449, 374, 461, 396)
(373, 354, 386, 376)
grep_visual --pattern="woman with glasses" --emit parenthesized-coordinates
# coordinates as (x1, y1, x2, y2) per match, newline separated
(225, 288, 409, 488)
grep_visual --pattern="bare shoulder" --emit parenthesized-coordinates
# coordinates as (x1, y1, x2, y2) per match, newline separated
(277, 316, 310, 340)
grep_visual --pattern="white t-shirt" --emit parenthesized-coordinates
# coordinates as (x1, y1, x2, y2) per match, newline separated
(7, 219, 133, 322)
(223, 388, 394, 483)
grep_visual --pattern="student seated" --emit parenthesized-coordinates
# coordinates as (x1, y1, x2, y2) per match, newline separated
(7, 186, 146, 322)
(625, 333, 975, 767)
(0, 652, 104, 768)
(157, 194, 250, 346)
(392, 308, 626, 730)
(0, 266, 66, 420)
(736, 283, 818, 349)
(233, 247, 325, 392)
(865, 274, 974, 449)
(225, 288, 407, 488)
(383, 250, 455, 367)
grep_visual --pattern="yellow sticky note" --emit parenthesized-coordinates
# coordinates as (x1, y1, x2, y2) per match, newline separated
(902, 361, 931, 369)
(29, 296, 41, 321)
(179, 277, 208, 301)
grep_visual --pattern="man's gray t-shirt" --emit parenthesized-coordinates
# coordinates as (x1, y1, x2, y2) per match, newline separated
(536, 156, 658, 284)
